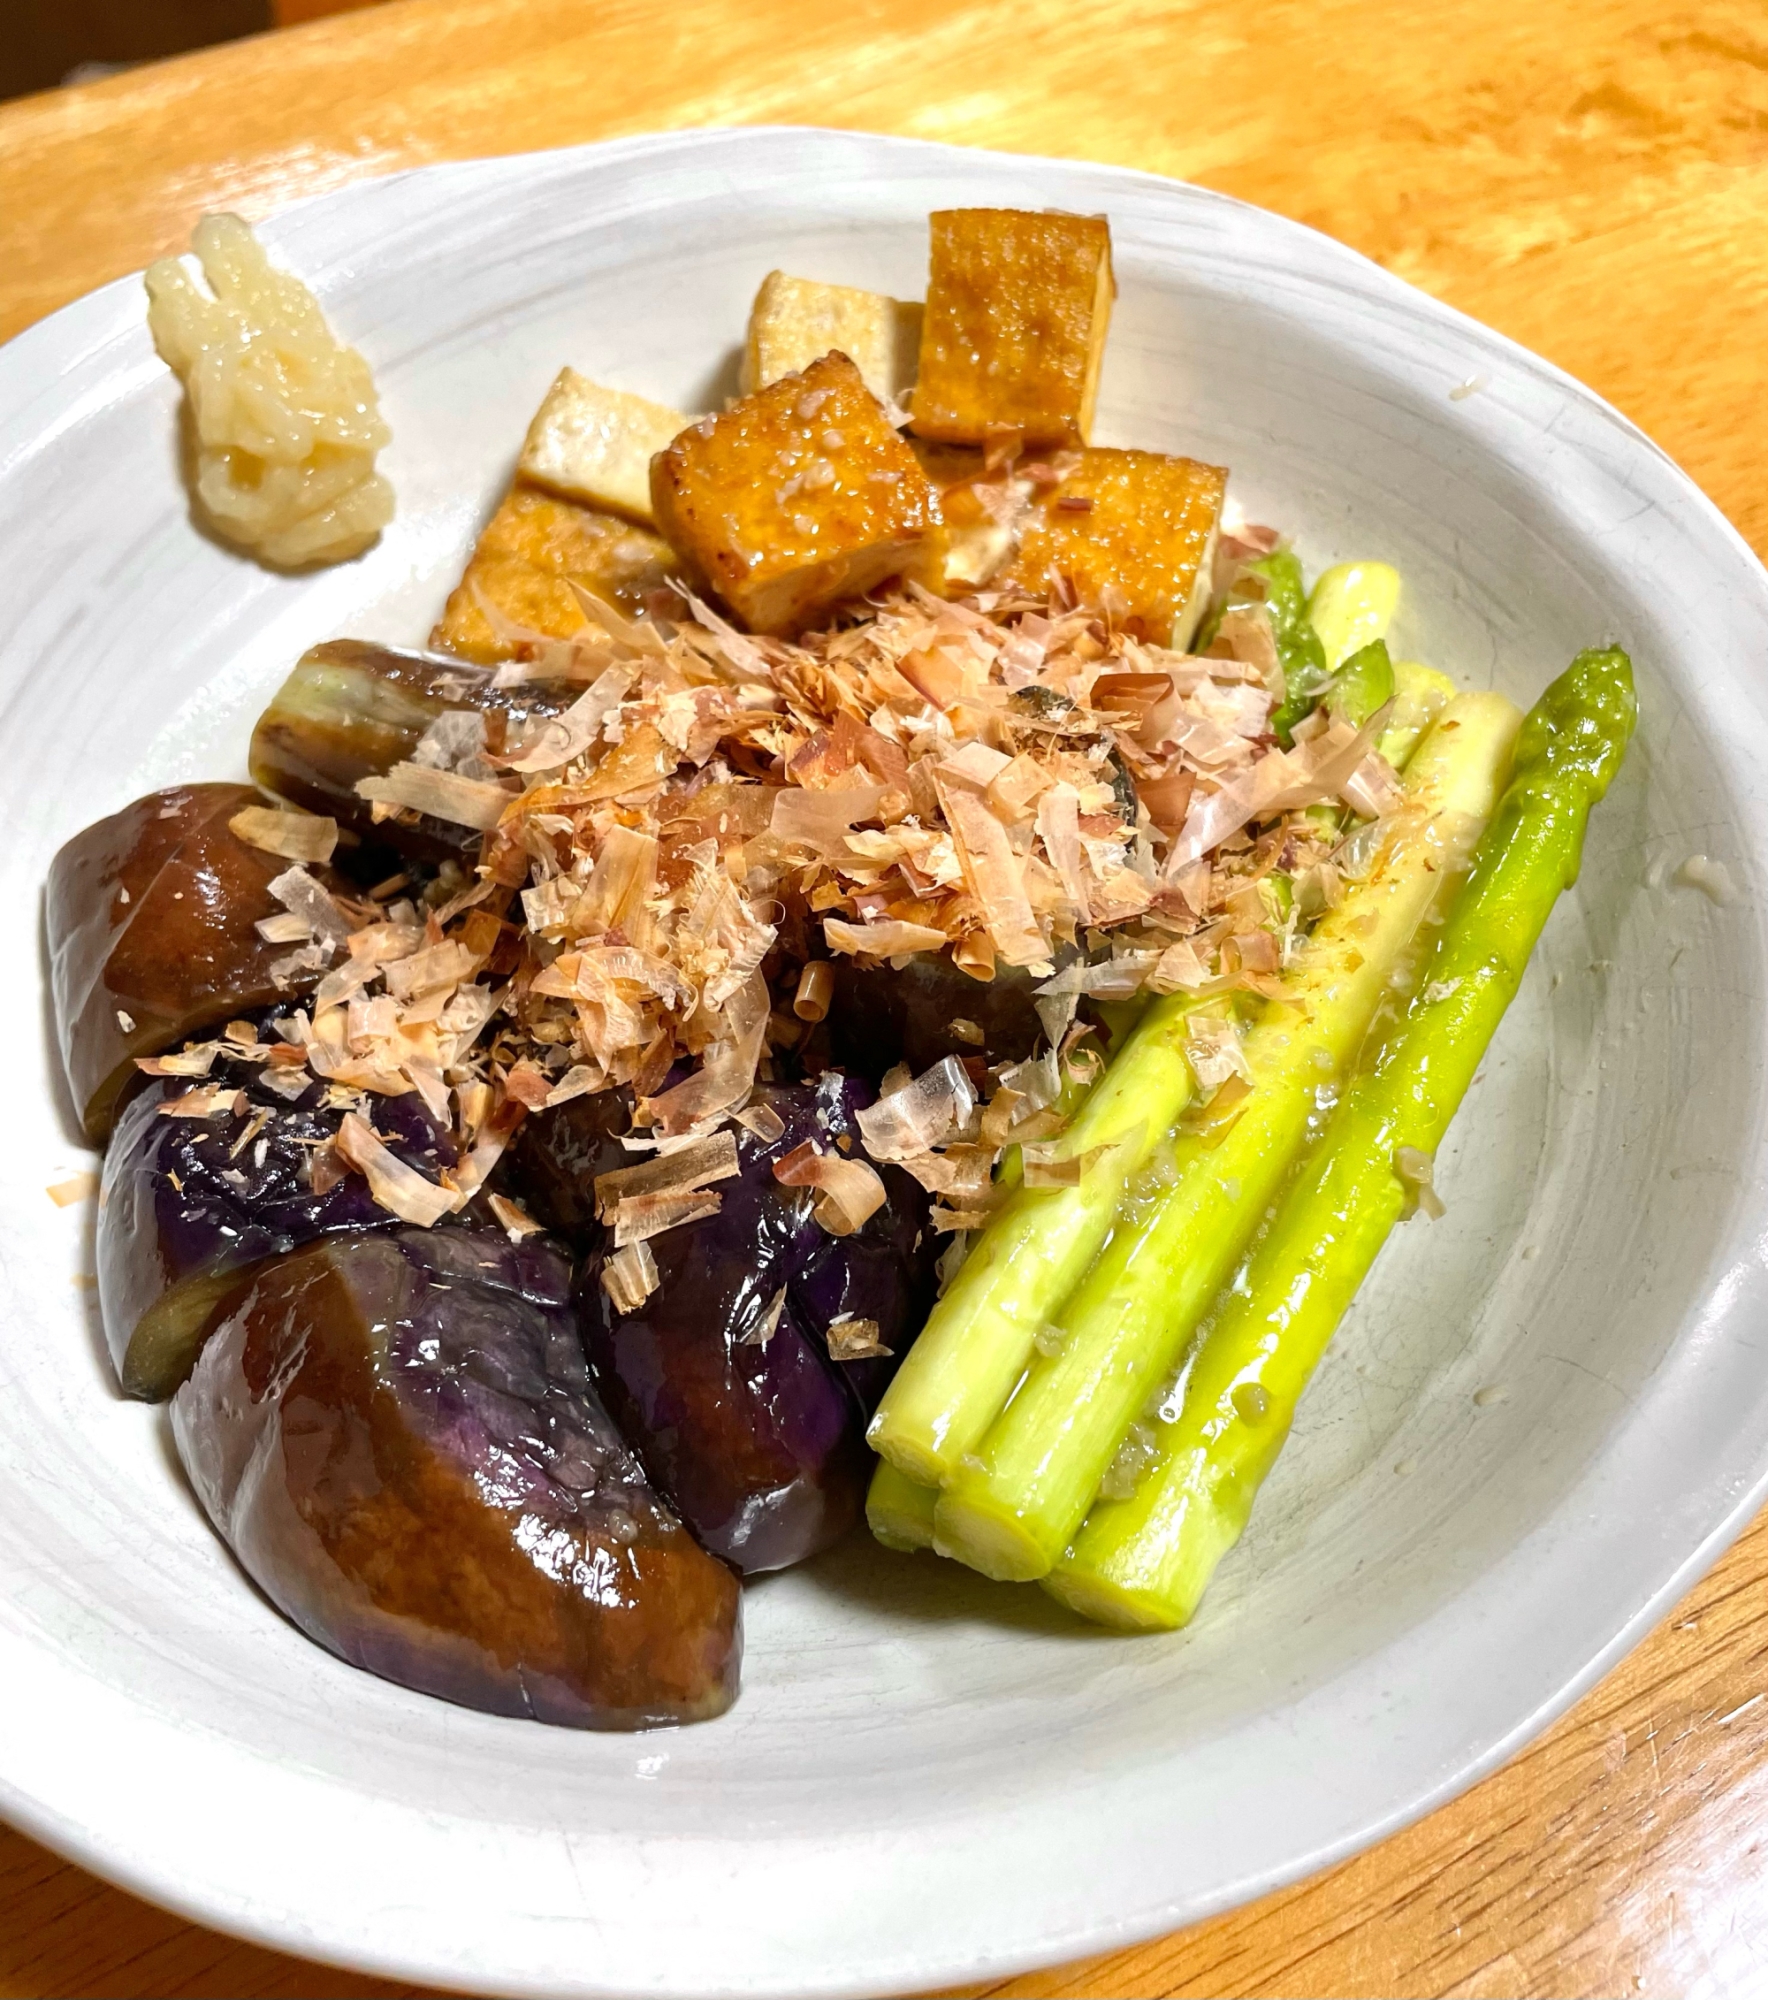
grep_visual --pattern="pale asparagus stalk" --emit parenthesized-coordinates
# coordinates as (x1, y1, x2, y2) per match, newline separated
(1379, 661, 1457, 769)
(1047, 649, 1635, 1629)
(930, 692, 1522, 1581)
(1308, 560, 1401, 668)
(866, 1460, 940, 1553)
(867, 994, 1201, 1486)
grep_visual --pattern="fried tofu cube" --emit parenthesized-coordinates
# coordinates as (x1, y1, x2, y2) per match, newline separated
(432, 480, 673, 663)
(913, 210, 1116, 449)
(649, 352, 940, 635)
(1003, 448, 1226, 645)
(517, 368, 689, 524)
(741, 272, 923, 408)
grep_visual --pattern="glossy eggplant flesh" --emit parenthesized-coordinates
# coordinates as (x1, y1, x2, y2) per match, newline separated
(512, 1073, 938, 1573)
(791, 1188, 933, 1419)
(47, 783, 333, 1143)
(825, 950, 1055, 1073)
(249, 639, 569, 863)
(101, 1061, 452, 1402)
(173, 1227, 741, 1729)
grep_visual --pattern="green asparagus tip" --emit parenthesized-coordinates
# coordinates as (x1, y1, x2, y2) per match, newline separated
(1329, 638, 1395, 729)
(1512, 647, 1636, 832)
(1249, 550, 1331, 748)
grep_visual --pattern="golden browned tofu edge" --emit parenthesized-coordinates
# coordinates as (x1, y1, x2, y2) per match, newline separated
(432, 480, 673, 661)
(912, 209, 1116, 449)
(1005, 449, 1225, 645)
(647, 353, 940, 635)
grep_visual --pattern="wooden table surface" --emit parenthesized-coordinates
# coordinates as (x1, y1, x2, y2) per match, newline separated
(5, 2, 1768, 1993)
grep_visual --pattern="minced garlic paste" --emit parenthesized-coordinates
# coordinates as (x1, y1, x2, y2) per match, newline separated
(145, 213, 394, 568)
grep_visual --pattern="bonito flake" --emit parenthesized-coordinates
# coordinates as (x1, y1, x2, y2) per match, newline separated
(204, 524, 1394, 1235)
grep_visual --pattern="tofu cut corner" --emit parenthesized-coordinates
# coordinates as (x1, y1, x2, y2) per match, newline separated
(742, 271, 921, 410)
(518, 368, 692, 526)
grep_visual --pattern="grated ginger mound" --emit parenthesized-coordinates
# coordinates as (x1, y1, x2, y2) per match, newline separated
(145, 214, 394, 568)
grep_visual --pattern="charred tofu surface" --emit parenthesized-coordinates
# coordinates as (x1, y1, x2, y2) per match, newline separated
(913, 210, 1116, 449)
(432, 480, 673, 663)
(742, 272, 922, 408)
(517, 368, 689, 525)
(649, 352, 941, 635)
(1006, 447, 1226, 645)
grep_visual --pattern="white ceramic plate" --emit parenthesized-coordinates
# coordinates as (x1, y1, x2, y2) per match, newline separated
(1, 127, 1765, 2000)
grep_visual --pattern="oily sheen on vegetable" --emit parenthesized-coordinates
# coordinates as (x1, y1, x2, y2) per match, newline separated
(46, 784, 332, 1142)
(926, 692, 1524, 1580)
(1047, 650, 1636, 1629)
(250, 640, 572, 863)
(514, 1074, 937, 1573)
(173, 1227, 741, 1726)
(101, 1056, 453, 1401)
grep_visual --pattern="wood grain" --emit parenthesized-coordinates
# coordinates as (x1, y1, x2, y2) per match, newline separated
(4, 3, 1768, 1994)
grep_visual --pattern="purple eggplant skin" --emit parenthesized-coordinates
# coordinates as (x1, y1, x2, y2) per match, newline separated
(826, 952, 1052, 1074)
(792, 1184, 932, 1418)
(100, 1061, 452, 1403)
(47, 783, 332, 1143)
(249, 640, 568, 864)
(511, 1073, 939, 1573)
(173, 1227, 741, 1729)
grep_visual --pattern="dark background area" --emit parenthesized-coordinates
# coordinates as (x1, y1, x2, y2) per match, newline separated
(0, 2, 376, 101)
(3, 1, 270, 99)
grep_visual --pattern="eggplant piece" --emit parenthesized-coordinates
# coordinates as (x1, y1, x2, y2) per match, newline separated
(173, 1227, 740, 1728)
(249, 640, 568, 863)
(47, 783, 331, 1142)
(792, 1184, 932, 1418)
(100, 1062, 452, 1401)
(826, 952, 1049, 1074)
(513, 1074, 939, 1573)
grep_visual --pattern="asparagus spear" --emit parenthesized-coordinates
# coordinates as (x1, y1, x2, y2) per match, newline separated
(1048, 649, 1635, 1629)
(868, 672, 1447, 1559)
(931, 691, 1522, 1581)
(1308, 560, 1401, 669)
(1328, 639, 1396, 727)
(1249, 551, 1332, 747)
(867, 994, 1202, 1487)
(1379, 661, 1456, 769)
(867, 1460, 939, 1553)
(1270, 556, 1403, 743)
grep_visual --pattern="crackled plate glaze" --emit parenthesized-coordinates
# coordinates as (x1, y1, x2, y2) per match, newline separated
(1, 127, 1764, 2000)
